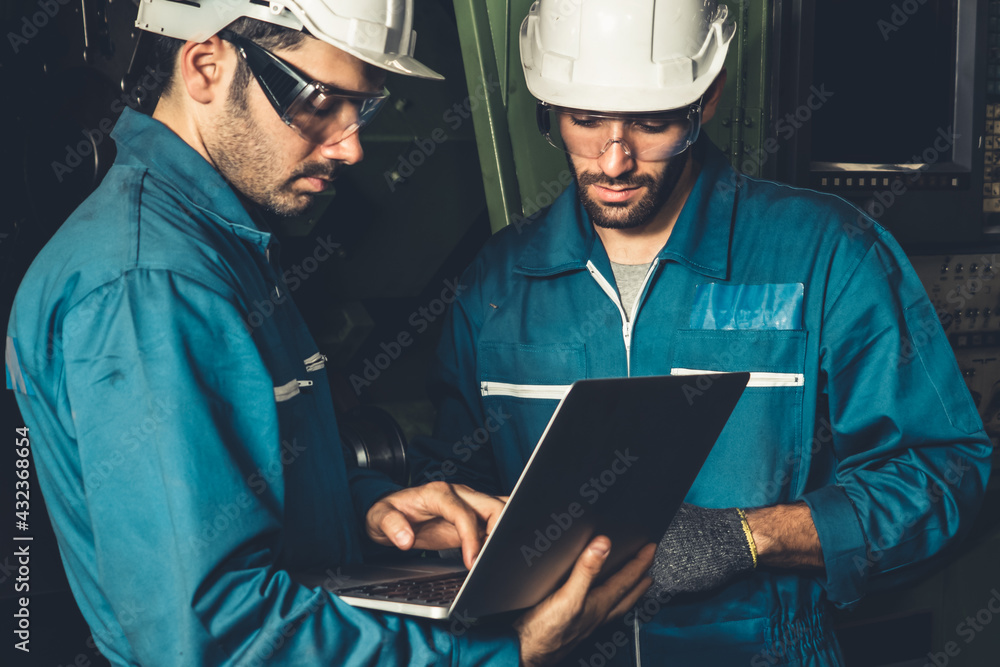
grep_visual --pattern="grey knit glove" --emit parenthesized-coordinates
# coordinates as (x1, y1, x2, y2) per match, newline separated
(648, 504, 758, 597)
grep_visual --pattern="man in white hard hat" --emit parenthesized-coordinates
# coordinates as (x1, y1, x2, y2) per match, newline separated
(409, 0, 992, 664)
(4, 1, 656, 664)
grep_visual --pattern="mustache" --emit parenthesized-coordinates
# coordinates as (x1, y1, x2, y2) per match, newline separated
(291, 162, 342, 181)
(576, 172, 656, 189)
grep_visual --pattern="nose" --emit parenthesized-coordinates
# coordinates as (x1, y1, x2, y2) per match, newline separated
(597, 139, 635, 180)
(319, 128, 364, 165)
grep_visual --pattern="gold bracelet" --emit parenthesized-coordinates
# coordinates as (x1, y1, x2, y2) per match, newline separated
(737, 508, 759, 569)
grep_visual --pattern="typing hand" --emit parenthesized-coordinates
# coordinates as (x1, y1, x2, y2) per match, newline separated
(365, 482, 505, 569)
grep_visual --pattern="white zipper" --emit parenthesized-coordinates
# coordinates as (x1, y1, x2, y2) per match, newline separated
(634, 613, 642, 667)
(670, 368, 805, 387)
(586, 262, 629, 373)
(304, 352, 328, 372)
(274, 380, 300, 403)
(585, 259, 658, 377)
(479, 381, 572, 400)
(266, 246, 280, 299)
(273, 379, 314, 402)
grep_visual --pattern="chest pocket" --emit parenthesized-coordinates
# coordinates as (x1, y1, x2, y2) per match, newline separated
(478, 341, 587, 490)
(670, 329, 807, 507)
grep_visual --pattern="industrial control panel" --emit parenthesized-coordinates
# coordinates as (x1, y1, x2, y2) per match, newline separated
(986, 104, 1000, 215)
(984, 3, 1000, 218)
(911, 251, 1000, 457)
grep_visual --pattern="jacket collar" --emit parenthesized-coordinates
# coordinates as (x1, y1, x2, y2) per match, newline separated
(514, 139, 737, 280)
(514, 183, 597, 276)
(110, 107, 271, 250)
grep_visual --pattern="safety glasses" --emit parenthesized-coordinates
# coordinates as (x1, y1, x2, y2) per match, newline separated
(536, 101, 702, 161)
(218, 29, 389, 145)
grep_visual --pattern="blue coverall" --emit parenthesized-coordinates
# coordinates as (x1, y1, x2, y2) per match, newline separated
(5, 108, 519, 666)
(408, 138, 993, 665)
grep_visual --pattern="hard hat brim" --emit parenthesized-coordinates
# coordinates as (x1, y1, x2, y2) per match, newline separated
(345, 51, 444, 81)
(135, 0, 445, 81)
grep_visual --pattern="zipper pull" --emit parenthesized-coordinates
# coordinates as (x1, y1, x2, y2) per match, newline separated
(304, 354, 328, 372)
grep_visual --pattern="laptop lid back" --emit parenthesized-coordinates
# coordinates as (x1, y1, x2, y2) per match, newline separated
(450, 373, 749, 618)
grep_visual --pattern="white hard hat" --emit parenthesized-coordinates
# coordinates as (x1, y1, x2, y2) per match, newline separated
(135, 0, 443, 80)
(519, 0, 735, 112)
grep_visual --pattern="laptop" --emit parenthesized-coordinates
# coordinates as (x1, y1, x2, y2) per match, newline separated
(297, 373, 749, 620)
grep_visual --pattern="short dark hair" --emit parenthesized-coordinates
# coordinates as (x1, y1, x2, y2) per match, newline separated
(148, 17, 307, 99)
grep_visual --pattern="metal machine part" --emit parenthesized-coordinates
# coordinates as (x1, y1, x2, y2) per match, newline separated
(339, 405, 409, 486)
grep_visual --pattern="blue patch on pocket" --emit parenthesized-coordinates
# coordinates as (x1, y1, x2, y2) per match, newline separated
(691, 283, 804, 330)
(5, 336, 35, 396)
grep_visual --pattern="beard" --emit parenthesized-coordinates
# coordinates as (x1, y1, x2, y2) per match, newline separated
(572, 151, 689, 230)
(207, 81, 338, 218)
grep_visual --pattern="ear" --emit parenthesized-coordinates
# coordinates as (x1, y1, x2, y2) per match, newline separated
(178, 36, 233, 105)
(700, 69, 727, 125)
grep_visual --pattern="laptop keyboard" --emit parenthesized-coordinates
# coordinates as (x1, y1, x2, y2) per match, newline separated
(336, 571, 465, 606)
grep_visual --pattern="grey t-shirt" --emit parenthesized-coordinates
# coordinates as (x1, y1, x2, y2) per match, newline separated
(610, 260, 653, 321)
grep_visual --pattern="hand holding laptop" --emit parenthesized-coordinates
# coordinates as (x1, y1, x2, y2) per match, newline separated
(364, 481, 655, 665)
(516, 536, 655, 666)
(366, 482, 505, 569)
(327, 375, 747, 660)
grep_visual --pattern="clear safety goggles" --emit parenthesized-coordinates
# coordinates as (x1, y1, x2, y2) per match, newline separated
(536, 101, 703, 161)
(219, 29, 389, 146)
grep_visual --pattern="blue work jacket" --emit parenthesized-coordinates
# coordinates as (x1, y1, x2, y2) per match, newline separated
(5, 108, 519, 666)
(409, 139, 993, 665)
